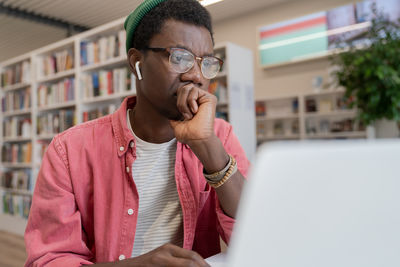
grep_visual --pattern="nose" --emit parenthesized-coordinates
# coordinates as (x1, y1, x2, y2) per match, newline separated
(180, 58, 203, 87)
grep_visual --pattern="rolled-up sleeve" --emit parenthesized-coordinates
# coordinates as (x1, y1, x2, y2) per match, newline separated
(24, 137, 93, 267)
(215, 124, 250, 244)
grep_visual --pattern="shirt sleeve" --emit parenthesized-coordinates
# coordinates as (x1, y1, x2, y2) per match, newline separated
(215, 123, 251, 244)
(24, 137, 93, 267)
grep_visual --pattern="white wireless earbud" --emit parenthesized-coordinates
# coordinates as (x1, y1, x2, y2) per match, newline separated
(135, 61, 142, 81)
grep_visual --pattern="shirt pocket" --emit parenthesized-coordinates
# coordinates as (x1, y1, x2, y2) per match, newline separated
(198, 182, 211, 211)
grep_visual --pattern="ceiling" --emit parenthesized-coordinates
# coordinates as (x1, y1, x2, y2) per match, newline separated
(0, 0, 288, 62)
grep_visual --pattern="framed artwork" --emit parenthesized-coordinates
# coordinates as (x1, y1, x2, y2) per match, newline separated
(258, 0, 400, 68)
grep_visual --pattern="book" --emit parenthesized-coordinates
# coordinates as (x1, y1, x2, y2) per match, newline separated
(37, 78, 74, 107)
(39, 49, 74, 78)
(1, 87, 31, 112)
(0, 60, 30, 87)
(80, 30, 125, 66)
(81, 67, 135, 99)
(1, 192, 31, 218)
(82, 104, 117, 122)
(37, 109, 76, 135)
(3, 117, 31, 138)
(1, 142, 32, 163)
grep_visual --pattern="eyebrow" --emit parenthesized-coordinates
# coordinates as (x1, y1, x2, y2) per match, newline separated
(174, 44, 214, 57)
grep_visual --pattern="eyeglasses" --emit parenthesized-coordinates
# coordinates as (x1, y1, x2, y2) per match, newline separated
(143, 47, 223, 79)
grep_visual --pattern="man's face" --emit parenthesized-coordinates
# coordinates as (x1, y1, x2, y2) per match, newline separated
(139, 19, 214, 121)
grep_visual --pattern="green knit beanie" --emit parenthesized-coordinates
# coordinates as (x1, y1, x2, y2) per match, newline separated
(124, 0, 168, 53)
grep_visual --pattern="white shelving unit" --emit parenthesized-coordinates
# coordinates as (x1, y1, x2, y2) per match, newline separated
(256, 89, 367, 144)
(0, 18, 256, 235)
(212, 43, 256, 161)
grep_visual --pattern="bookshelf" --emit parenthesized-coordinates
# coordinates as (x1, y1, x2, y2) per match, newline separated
(0, 18, 256, 234)
(256, 89, 367, 144)
(211, 43, 256, 162)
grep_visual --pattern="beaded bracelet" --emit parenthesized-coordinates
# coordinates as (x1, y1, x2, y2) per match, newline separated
(203, 155, 232, 182)
(206, 155, 238, 189)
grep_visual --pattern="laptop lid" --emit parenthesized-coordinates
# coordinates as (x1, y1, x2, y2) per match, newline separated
(228, 140, 400, 267)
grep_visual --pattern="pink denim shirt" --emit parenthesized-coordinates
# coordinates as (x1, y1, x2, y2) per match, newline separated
(24, 96, 250, 266)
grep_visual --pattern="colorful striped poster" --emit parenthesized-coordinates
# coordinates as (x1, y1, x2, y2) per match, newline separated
(259, 12, 328, 66)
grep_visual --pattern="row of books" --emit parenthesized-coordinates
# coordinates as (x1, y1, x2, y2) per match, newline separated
(37, 49, 74, 78)
(2, 193, 31, 219)
(306, 118, 364, 134)
(80, 30, 126, 65)
(1, 170, 31, 191)
(81, 67, 136, 99)
(3, 117, 32, 138)
(82, 104, 117, 122)
(208, 80, 228, 104)
(1, 142, 32, 163)
(37, 110, 75, 136)
(36, 141, 50, 165)
(38, 78, 75, 107)
(257, 120, 300, 138)
(1, 87, 31, 112)
(305, 96, 351, 113)
(0, 60, 30, 87)
(255, 99, 299, 118)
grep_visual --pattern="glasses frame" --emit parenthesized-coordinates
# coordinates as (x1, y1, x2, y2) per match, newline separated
(143, 47, 224, 79)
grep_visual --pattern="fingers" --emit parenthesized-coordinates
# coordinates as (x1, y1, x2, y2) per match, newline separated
(178, 84, 212, 120)
(165, 244, 210, 267)
(177, 84, 196, 120)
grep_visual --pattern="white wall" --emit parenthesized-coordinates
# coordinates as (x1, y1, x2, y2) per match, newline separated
(213, 0, 356, 99)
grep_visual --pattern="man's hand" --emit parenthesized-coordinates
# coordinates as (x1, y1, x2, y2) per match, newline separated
(169, 83, 245, 219)
(170, 84, 217, 146)
(89, 244, 210, 267)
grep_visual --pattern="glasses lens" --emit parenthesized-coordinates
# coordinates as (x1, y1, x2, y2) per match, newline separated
(169, 49, 194, 73)
(201, 57, 221, 79)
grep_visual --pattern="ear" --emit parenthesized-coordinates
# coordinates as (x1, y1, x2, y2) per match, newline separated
(127, 48, 142, 80)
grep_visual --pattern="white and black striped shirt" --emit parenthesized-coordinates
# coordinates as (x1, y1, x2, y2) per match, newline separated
(127, 110, 184, 257)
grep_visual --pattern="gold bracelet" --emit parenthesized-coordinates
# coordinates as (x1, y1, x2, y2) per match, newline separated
(208, 156, 238, 189)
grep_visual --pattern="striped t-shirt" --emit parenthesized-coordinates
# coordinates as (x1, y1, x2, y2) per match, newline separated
(127, 110, 184, 257)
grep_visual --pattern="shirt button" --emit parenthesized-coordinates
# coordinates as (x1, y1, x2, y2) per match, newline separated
(119, 146, 124, 151)
(127, 208, 134, 215)
(126, 167, 130, 173)
(119, 254, 125, 261)
(130, 141, 134, 148)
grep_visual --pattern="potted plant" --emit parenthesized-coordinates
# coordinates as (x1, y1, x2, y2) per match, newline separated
(330, 4, 400, 137)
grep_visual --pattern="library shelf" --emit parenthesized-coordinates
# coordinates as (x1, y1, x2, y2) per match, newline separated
(2, 136, 32, 142)
(81, 55, 127, 72)
(215, 71, 227, 79)
(82, 90, 136, 104)
(3, 108, 32, 117)
(2, 82, 31, 92)
(36, 134, 56, 140)
(258, 134, 300, 141)
(0, 187, 33, 196)
(1, 162, 32, 169)
(257, 114, 299, 121)
(304, 109, 357, 118)
(37, 69, 75, 84)
(37, 101, 76, 112)
(304, 88, 346, 97)
(306, 131, 367, 139)
(217, 101, 229, 107)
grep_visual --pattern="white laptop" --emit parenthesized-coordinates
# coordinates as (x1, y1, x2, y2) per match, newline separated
(208, 140, 400, 267)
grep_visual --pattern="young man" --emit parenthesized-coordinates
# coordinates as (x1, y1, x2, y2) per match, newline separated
(25, 0, 250, 266)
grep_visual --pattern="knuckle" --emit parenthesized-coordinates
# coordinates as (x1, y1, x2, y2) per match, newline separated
(188, 251, 200, 262)
(187, 262, 197, 267)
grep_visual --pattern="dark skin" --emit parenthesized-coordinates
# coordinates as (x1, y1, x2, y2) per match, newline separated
(89, 19, 245, 267)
